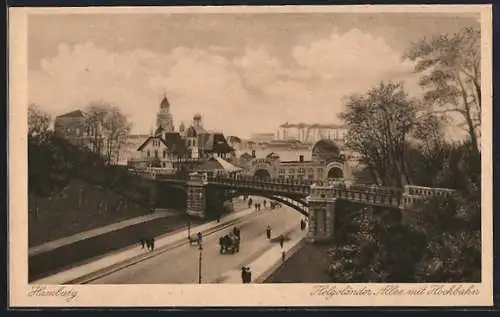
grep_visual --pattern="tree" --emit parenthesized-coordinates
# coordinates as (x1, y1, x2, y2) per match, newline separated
(339, 81, 419, 187)
(85, 102, 109, 155)
(404, 26, 481, 156)
(102, 107, 132, 165)
(328, 209, 427, 283)
(84, 101, 132, 165)
(28, 103, 52, 141)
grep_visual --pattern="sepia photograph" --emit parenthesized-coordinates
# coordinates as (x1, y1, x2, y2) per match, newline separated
(9, 5, 492, 307)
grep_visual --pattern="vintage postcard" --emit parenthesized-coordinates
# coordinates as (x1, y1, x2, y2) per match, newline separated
(9, 5, 493, 307)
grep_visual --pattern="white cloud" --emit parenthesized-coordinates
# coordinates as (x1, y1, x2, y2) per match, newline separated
(30, 42, 256, 137)
(29, 29, 424, 138)
(291, 28, 415, 80)
(232, 47, 283, 88)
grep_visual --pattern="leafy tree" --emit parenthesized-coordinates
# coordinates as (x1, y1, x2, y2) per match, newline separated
(404, 25, 481, 156)
(328, 209, 427, 283)
(410, 191, 481, 282)
(84, 101, 132, 165)
(28, 103, 52, 142)
(339, 81, 419, 187)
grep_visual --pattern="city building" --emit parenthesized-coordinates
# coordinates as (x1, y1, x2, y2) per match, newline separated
(119, 134, 150, 165)
(276, 122, 348, 145)
(134, 129, 188, 170)
(53, 109, 89, 146)
(226, 136, 242, 151)
(240, 139, 350, 181)
(249, 132, 275, 143)
(130, 94, 234, 169)
(53, 109, 111, 156)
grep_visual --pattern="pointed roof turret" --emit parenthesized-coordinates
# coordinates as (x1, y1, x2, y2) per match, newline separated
(160, 92, 170, 109)
(179, 121, 186, 132)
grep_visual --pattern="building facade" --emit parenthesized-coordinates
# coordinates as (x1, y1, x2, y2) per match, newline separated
(240, 139, 351, 181)
(276, 122, 348, 146)
(249, 132, 275, 143)
(130, 94, 234, 170)
(54, 109, 111, 155)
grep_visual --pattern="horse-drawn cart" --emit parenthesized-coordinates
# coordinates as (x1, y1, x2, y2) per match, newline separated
(219, 232, 240, 254)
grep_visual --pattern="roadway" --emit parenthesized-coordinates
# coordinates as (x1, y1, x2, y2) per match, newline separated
(90, 204, 304, 284)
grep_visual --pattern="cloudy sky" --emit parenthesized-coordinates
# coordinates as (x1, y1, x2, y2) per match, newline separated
(28, 11, 479, 138)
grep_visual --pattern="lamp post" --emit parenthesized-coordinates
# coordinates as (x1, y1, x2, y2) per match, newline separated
(187, 217, 191, 240)
(198, 241, 203, 284)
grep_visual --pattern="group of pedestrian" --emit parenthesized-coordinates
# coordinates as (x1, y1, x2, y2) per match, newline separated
(241, 266, 252, 283)
(254, 202, 262, 211)
(139, 237, 156, 251)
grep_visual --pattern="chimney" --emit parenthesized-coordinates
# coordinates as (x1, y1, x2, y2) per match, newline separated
(252, 150, 256, 158)
(299, 155, 304, 162)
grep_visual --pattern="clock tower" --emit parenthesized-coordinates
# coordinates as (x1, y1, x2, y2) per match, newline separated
(156, 93, 175, 132)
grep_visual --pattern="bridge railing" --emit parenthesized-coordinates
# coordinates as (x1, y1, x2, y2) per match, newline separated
(403, 185, 455, 197)
(128, 167, 190, 181)
(206, 174, 315, 187)
(309, 186, 403, 207)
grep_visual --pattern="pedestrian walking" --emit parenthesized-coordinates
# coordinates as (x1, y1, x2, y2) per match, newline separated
(248, 198, 253, 209)
(263, 200, 267, 209)
(245, 267, 252, 283)
(139, 239, 145, 249)
(217, 214, 221, 223)
(241, 267, 247, 283)
(145, 238, 151, 251)
(266, 225, 272, 240)
(300, 219, 306, 231)
(254, 203, 258, 211)
(279, 235, 285, 248)
(197, 231, 203, 244)
(150, 238, 155, 251)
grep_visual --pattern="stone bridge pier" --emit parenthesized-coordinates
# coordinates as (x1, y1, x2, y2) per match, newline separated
(184, 172, 208, 219)
(306, 198, 337, 242)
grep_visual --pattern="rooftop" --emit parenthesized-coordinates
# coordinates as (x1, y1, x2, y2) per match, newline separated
(56, 109, 86, 119)
(279, 122, 347, 129)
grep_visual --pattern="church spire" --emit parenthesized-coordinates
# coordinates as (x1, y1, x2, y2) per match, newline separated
(157, 92, 174, 132)
(160, 91, 170, 109)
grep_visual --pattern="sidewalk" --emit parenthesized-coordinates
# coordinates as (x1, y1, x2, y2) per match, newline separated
(29, 210, 177, 257)
(214, 227, 307, 284)
(31, 198, 250, 257)
(33, 206, 257, 285)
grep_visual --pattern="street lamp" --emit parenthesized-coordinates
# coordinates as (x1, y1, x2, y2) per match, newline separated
(187, 217, 191, 240)
(198, 241, 203, 284)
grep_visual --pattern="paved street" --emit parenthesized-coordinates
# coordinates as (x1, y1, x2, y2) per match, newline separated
(90, 205, 304, 284)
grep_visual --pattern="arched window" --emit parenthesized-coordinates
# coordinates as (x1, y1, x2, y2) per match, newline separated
(163, 150, 167, 158)
(154, 150, 158, 158)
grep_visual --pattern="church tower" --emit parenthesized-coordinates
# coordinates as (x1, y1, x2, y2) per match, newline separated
(156, 93, 175, 132)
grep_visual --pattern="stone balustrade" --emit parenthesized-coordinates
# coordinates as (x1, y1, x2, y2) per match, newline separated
(404, 185, 455, 197)
(130, 167, 456, 211)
